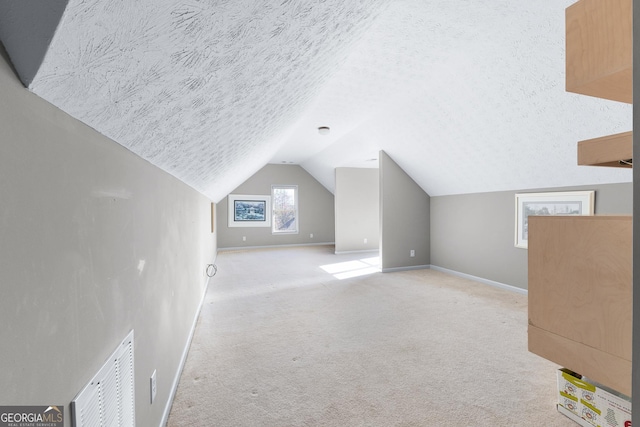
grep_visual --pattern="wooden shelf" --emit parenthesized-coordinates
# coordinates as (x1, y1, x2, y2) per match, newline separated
(577, 131, 632, 168)
(566, 0, 632, 103)
(528, 215, 632, 396)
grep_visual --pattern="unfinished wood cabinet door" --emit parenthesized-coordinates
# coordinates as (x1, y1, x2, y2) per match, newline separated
(528, 215, 632, 396)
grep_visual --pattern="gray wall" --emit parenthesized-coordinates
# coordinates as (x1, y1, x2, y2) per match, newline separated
(0, 45, 216, 427)
(379, 151, 431, 270)
(217, 164, 335, 249)
(431, 182, 632, 290)
(334, 167, 379, 253)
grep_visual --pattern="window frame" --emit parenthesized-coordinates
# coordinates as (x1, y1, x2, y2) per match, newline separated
(271, 185, 299, 235)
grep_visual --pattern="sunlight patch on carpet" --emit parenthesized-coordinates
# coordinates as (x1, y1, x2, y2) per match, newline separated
(320, 256, 380, 280)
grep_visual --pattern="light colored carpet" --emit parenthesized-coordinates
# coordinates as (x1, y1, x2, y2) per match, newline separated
(167, 245, 576, 426)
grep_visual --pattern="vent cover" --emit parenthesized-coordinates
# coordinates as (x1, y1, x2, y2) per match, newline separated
(71, 330, 135, 427)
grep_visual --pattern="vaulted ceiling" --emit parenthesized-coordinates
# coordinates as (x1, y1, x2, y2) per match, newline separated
(0, 0, 632, 202)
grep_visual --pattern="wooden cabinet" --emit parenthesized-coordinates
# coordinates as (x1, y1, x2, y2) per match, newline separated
(528, 0, 633, 399)
(528, 216, 632, 396)
(566, 0, 632, 103)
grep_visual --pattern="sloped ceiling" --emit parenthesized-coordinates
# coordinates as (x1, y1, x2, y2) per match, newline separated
(0, 0, 632, 201)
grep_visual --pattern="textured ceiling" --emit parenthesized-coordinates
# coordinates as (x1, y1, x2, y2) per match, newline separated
(0, 0, 632, 201)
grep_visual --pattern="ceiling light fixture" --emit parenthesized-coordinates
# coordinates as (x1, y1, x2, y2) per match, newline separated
(317, 126, 330, 135)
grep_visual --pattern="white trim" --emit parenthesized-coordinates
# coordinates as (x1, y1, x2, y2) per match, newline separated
(381, 264, 431, 273)
(219, 242, 335, 252)
(334, 249, 380, 255)
(161, 272, 212, 426)
(430, 265, 528, 295)
(271, 185, 299, 234)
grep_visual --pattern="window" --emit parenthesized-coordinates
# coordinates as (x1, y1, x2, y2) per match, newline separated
(272, 185, 298, 234)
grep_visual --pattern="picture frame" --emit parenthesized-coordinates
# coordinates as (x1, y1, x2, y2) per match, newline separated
(227, 194, 271, 228)
(514, 191, 595, 249)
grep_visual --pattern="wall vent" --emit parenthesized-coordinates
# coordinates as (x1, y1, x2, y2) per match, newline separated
(71, 330, 135, 427)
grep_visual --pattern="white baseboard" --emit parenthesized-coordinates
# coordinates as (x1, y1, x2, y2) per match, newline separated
(334, 249, 380, 255)
(219, 242, 335, 251)
(161, 273, 212, 426)
(430, 265, 527, 295)
(381, 264, 431, 273)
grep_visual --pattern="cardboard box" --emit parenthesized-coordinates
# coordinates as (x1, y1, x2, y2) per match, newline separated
(595, 386, 631, 427)
(581, 400, 600, 426)
(557, 369, 595, 417)
(558, 403, 593, 427)
(556, 369, 632, 427)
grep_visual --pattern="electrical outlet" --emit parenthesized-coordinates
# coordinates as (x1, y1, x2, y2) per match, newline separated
(310, 233, 314, 238)
(410, 250, 415, 257)
(150, 370, 157, 404)
(364, 238, 368, 244)
(242, 236, 246, 241)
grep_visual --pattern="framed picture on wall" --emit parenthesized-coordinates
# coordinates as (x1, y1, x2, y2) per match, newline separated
(514, 191, 594, 249)
(227, 194, 271, 227)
